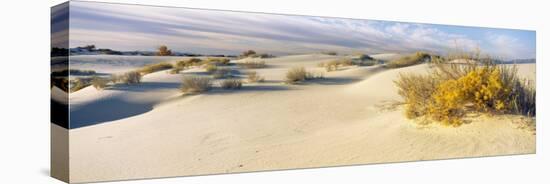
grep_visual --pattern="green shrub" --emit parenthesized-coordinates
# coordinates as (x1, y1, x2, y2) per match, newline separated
(246, 71, 264, 83)
(220, 79, 243, 89)
(386, 52, 431, 68)
(180, 76, 212, 94)
(91, 76, 109, 90)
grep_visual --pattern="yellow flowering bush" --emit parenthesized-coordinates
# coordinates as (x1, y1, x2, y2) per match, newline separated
(395, 61, 535, 126)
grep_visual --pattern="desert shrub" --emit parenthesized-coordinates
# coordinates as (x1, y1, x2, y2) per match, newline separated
(180, 76, 212, 94)
(156, 45, 172, 56)
(358, 54, 374, 61)
(241, 50, 257, 58)
(322, 58, 354, 72)
(322, 51, 338, 55)
(324, 61, 339, 72)
(238, 61, 266, 69)
(395, 62, 536, 126)
(212, 68, 232, 79)
(91, 76, 109, 90)
(117, 71, 142, 84)
(169, 66, 184, 74)
(206, 58, 231, 65)
(258, 53, 274, 58)
(138, 62, 173, 75)
(356, 60, 378, 66)
(220, 79, 243, 89)
(70, 78, 89, 92)
(246, 71, 264, 83)
(285, 67, 323, 84)
(394, 73, 439, 120)
(174, 58, 203, 70)
(204, 64, 218, 73)
(285, 67, 307, 84)
(386, 52, 431, 68)
(51, 77, 70, 92)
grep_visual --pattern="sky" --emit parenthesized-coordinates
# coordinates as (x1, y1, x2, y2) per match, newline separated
(60, 1, 536, 59)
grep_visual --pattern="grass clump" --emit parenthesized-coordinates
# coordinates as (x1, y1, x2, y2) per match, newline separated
(204, 64, 218, 73)
(285, 67, 324, 84)
(70, 78, 89, 92)
(238, 61, 266, 69)
(395, 60, 536, 126)
(138, 62, 173, 75)
(386, 52, 431, 68)
(91, 76, 110, 90)
(116, 71, 142, 84)
(246, 71, 264, 83)
(180, 76, 212, 94)
(220, 79, 243, 89)
(320, 58, 353, 72)
(205, 58, 231, 65)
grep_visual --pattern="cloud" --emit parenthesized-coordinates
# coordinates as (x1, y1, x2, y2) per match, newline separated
(68, 1, 535, 59)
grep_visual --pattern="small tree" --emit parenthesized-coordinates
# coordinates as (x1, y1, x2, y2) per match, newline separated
(241, 50, 256, 57)
(156, 45, 172, 56)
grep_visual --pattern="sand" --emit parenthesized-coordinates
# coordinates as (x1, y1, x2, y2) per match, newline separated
(67, 54, 535, 183)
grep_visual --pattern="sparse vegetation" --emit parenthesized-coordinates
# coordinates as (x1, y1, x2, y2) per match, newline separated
(205, 64, 218, 73)
(285, 67, 324, 84)
(358, 54, 374, 61)
(241, 50, 257, 58)
(212, 68, 232, 79)
(70, 78, 89, 92)
(319, 58, 354, 72)
(91, 76, 109, 90)
(117, 71, 142, 84)
(395, 54, 536, 126)
(322, 51, 338, 55)
(386, 52, 431, 68)
(238, 61, 266, 69)
(246, 71, 264, 83)
(205, 58, 231, 65)
(138, 62, 173, 75)
(180, 76, 212, 94)
(220, 79, 243, 89)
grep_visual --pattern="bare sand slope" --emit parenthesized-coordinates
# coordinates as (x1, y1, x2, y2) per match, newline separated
(68, 55, 535, 183)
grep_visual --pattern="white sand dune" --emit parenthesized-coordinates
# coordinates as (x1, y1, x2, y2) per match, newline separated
(68, 54, 535, 183)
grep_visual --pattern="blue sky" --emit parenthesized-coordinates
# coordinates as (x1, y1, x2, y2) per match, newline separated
(64, 1, 536, 59)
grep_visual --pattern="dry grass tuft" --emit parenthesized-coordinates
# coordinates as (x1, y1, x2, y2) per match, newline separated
(238, 61, 266, 69)
(91, 76, 109, 90)
(246, 71, 264, 83)
(180, 76, 212, 94)
(386, 52, 431, 68)
(220, 79, 243, 89)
